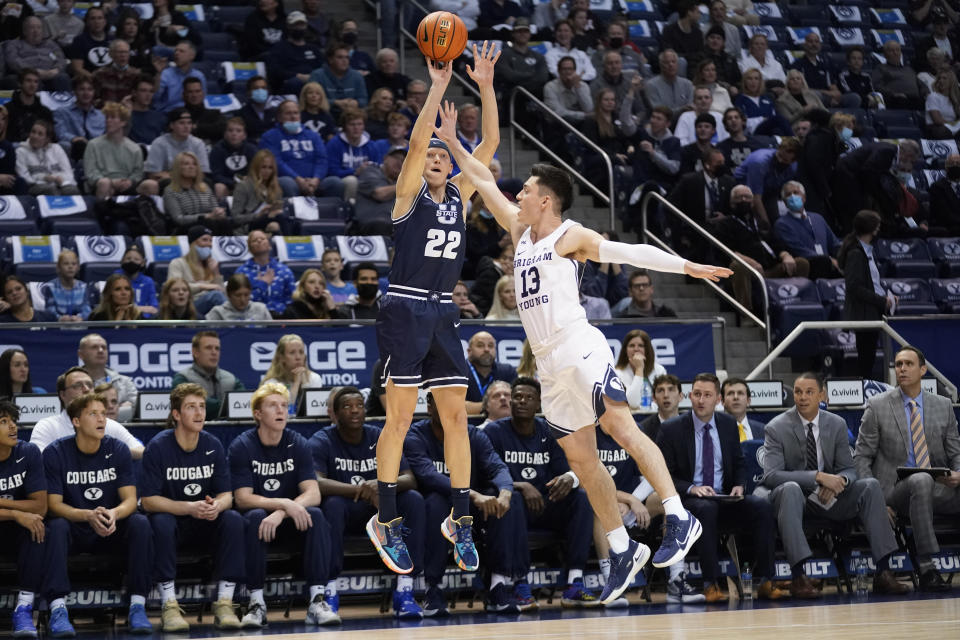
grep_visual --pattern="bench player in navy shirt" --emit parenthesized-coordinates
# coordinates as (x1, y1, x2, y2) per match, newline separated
(484, 378, 599, 609)
(43, 393, 153, 636)
(404, 393, 525, 616)
(229, 382, 340, 628)
(140, 383, 244, 632)
(0, 400, 52, 639)
(368, 42, 502, 578)
(310, 387, 426, 619)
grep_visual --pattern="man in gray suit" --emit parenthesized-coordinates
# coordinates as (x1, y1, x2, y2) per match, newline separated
(762, 373, 910, 598)
(855, 346, 960, 592)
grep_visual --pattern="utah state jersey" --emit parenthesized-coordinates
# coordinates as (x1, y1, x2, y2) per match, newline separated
(309, 424, 409, 485)
(43, 435, 134, 509)
(483, 417, 571, 494)
(596, 427, 641, 492)
(0, 441, 45, 500)
(228, 428, 314, 498)
(389, 178, 465, 294)
(140, 430, 230, 500)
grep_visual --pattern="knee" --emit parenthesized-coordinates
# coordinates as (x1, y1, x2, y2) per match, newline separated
(138, 179, 159, 196)
(96, 177, 112, 192)
(127, 512, 151, 535)
(219, 508, 243, 532)
(322, 496, 350, 519)
(906, 471, 935, 492)
(306, 506, 327, 527)
(860, 477, 882, 493)
(780, 481, 804, 499)
(149, 512, 177, 535)
(47, 517, 69, 538)
(244, 508, 268, 527)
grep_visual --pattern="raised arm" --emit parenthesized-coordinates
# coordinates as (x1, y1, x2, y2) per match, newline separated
(453, 41, 502, 203)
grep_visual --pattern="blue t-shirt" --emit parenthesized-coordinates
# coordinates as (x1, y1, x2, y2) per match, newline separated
(483, 417, 571, 494)
(310, 424, 407, 485)
(140, 430, 230, 500)
(228, 428, 314, 499)
(403, 419, 512, 495)
(596, 427, 641, 493)
(0, 441, 46, 499)
(326, 281, 358, 304)
(43, 436, 135, 509)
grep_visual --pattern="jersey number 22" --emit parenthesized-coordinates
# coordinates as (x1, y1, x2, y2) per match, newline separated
(424, 229, 461, 259)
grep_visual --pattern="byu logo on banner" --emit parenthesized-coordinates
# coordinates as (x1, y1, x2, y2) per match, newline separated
(213, 235, 249, 262)
(337, 235, 388, 262)
(77, 236, 125, 263)
(0, 196, 25, 219)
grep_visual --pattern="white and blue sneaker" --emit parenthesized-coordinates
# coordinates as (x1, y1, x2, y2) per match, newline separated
(306, 594, 341, 626)
(393, 588, 424, 620)
(12, 604, 37, 638)
(600, 540, 651, 604)
(652, 512, 702, 568)
(47, 606, 75, 638)
(666, 574, 707, 603)
(324, 591, 339, 614)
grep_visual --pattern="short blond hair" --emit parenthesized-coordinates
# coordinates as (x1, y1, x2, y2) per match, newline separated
(251, 381, 289, 416)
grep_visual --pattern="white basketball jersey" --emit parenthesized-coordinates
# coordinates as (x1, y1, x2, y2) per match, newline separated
(514, 219, 587, 352)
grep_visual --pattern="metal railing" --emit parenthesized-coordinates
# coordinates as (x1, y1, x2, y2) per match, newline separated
(745, 319, 959, 402)
(640, 190, 772, 353)
(397, 0, 481, 100)
(508, 86, 616, 230)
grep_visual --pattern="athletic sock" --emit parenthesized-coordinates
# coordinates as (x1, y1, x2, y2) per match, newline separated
(130, 595, 146, 607)
(158, 581, 176, 603)
(217, 581, 235, 601)
(599, 558, 612, 580)
(308, 585, 323, 601)
(661, 495, 688, 520)
(606, 526, 630, 554)
(249, 589, 265, 606)
(490, 573, 508, 589)
(452, 487, 471, 520)
(567, 568, 583, 584)
(50, 598, 66, 611)
(377, 480, 398, 521)
(668, 562, 684, 582)
(325, 580, 338, 596)
(17, 592, 34, 608)
(396, 575, 414, 591)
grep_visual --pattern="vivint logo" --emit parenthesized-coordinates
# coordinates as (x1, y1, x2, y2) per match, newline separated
(107, 343, 193, 373)
(249, 341, 367, 372)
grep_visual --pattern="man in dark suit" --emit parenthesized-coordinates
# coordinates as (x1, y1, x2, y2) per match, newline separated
(927, 154, 960, 236)
(832, 140, 921, 234)
(773, 181, 841, 279)
(657, 373, 785, 602)
(855, 346, 960, 592)
(761, 373, 911, 598)
(667, 147, 734, 262)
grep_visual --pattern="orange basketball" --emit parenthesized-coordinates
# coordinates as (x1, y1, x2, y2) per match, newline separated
(416, 11, 468, 63)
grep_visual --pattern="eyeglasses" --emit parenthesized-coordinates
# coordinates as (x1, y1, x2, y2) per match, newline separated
(67, 381, 94, 391)
(631, 282, 651, 290)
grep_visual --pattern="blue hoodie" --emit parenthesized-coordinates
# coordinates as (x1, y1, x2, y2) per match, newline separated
(259, 124, 328, 179)
(325, 131, 383, 178)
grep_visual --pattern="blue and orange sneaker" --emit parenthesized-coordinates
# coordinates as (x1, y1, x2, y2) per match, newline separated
(12, 604, 37, 638)
(600, 540, 651, 604)
(561, 579, 602, 608)
(440, 513, 479, 571)
(366, 514, 414, 574)
(392, 588, 423, 620)
(47, 606, 75, 639)
(652, 512, 702, 568)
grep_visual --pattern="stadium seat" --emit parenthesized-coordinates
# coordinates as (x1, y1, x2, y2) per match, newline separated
(287, 196, 349, 235)
(212, 5, 255, 28)
(201, 31, 236, 50)
(881, 278, 940, 314)
(816, 278, 846, 320)
(927, 237, 960, 277)
(40, 196, 100, 236)
(871, 109, 918, 136)
(0, 195, 40, 235)
(764, 277, 827, 355)
(14, 263, 58, 282)
(219, 261, 242, 278)
(285, 260, 322, 280)
(82, 263, 121, 282)
(874, 238, 937, 278)
(930, 278, 960, 313)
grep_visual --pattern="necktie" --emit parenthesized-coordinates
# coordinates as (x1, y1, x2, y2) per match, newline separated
(737, 422, 747, 442)
(910, 400, 930, 468)
(805, 422, 818, 471)
(82, 110, 91, 139)
(706, 179, 719, 214)
(953, 182, 960, 200)
(702, 425, 715, 490)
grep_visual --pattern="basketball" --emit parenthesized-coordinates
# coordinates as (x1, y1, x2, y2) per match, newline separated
(416, 11, 468, 63)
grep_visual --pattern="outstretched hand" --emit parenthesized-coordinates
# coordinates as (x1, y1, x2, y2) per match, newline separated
(434, 100, 458, 144)
(684, 262, 734, 282)
(426, 56, 453, 86)
(465, 41, 501, 87)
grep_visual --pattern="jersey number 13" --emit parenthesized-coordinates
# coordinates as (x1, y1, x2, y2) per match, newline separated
(424, 229, 461, 259)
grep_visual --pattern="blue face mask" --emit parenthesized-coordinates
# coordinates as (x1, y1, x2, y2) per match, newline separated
(785, 194, 804, 212)
(176, 27, 188, 37)
(195, 246, 212, 260)
(282, 121, 302, 135)
(251, 88, 268, 104)
(840, 126, 853, 141)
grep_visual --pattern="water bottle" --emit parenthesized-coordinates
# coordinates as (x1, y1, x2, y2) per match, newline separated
(640, 379, 653, 412)
(851, 550, 868, 597)
(741, 562, 753, 603)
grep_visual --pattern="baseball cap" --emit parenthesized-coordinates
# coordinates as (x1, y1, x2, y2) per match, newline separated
(287, 11, 307, 25)
(513, 17, 531, 31)
(167, 108, 192, 124)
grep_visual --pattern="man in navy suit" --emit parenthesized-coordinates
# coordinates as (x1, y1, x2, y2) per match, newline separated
(657, 373, 785, 602)
(773, 181, 841, 279)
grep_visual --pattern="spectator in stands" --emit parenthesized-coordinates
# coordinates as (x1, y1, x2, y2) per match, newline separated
(54, 73, 104, 161)
(230, 149, 286, 234)
(720, 378, 760, 441)
(677, 116, 719, 175)
(914, 9, 957, 73)
(580, 231, 629, 308)
(310, 43, 369, 121)
(569, 6, 598, 51)
(661, 0, 704, 70)
(325, 107, 381, 202)
(645, 49, 694, 111)
(516, 340, 536, 379)
(615, 329, 667, 412)
(157, 277, 197, 321)
(714, 184, 810, 312)
(738, 33, 785, 86)
(16, 120, 78, 196)
(6, 69, 53, 142)
(88, 274, 144, 322)
(917, 47, 952, 93)
(366, 48, 409, 103)
(794, 110, 846, 228)
(693, 59, 733, 113)
(365, 88, 394, 140)
(210, 117, 257, 199)
(928, 153, 960, 235)
(260, 100, 339, 198)
(612, 269, 677, 318)
(5, 16, 70, 91)
(924, 69, 960, 138)
(545, 19, 595, 81)
(631, 106, 682, 189)
(205, 273, 272, 322)
(872, 40, 926, 110)
(311, 387, 426, 619)
(0, 348, 41, 396)
(144, 0, 200, 49)
(478, 380, 512, 427)
(485, 275, 519, 321)
(590, 18, 647, 77)
(321, 248, 357, 303)
(355, 146, 404, 235)
(837, 47, 876, 109)
(235, 229, 295, 317)
(495, 18, 549, 105)
(336, 18, 374, 75)
(261, 333, 323, 403)
(590, 51, 645, 119)
(734, 136, 800, 226)
(832, 140, 921, 234)
(0, 275, 57, 323)
(30, 366, 144, 456)
(398, 79, 427, 125)
(139, 382, 244, 632)
(0, 106, 23, 195)
(658, 372, 785, 603)
(484, 378, 600, 608)
(167, 226, 228, 315)
(544, 56, 594, 124)
(299, 81, 337, 140)
(465, 192, 509, 279)
(44, 0, 83, 48)
(76, 333, 137, 411)
(582, 87, 638, 186)
(238, 77, 277, 144)
(701, 24, 741, 89)
(145, 108, 210, 181)
(776, 70, 826, 125)
(180, 77, 226, 145)
(369, 109, 409, 156)
(114, 8, 151, 70)
(228, 382, 341, 626)
(153, 41, 205, 112)
(86, 380, 119, 419)
(675, 86, 729, 146)
(115, 246, 157, 316)
(127, 75, 166, 146)
(331, 261, 381, 320)
(791, 31, 858, 109)
(456, 104, 486, 155)
(717, 107, 770, 171)
(171, 330, 244, 416)
(471, 243, 513, 315)
(93, 39, 140, 105)
(242, 0, 286, 60)
(670, 146, 735, 253)
(735, 68, 792, 136)
(855, 345, 960, 592)
(267, 11, 324, 95)
(700, 1, 741, 58)
(773, 180, 840, 279)
(301, 0, 329, 45)
(453, 279, 482, 319)
(463, 331, 517, 415)
(282, 269, 336, 319)
(640, 373, 682, 444)
(478, 0, 528, 33)
(68, 6, 110, 74)
(163, 151, 233, 235)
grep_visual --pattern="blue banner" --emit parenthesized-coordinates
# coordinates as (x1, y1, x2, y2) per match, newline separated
(0, 322, 715, 392)
(887, 318, 960, 388)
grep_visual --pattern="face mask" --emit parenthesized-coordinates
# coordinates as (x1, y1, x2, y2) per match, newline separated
(121, 261, 141, 276)
(195, 246, 212, 260)
(785, 194, 804, 212)
(733, 202, 753, 218)
(947, 166, 960, 181)
(895, 170, 911, 183)
(341, 31, 357, 45)
(176, 27, 188, 37)
(282, 121, 302, 134)
(251, 88, 268, 104)
(290, 28, 307, 40)
(608, 37, 624, 49)
(840, 126, 853, 141)
(357, 283, 379, 299)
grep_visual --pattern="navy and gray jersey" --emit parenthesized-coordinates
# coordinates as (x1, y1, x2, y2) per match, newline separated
(403, 419, 513, 495)
(483, 417, 572, 494)
(309, 424, 410, 484)
(43, 435, 134, 509)
(0, 441, 45, 500)
(140, 430, 230, 500)
(228, 428, 315, 499)
(388, 178, 465, 298)
(596, 427, 641, 493)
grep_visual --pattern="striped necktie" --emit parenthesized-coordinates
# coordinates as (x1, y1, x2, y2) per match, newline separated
(805, 423, 818, 471)
(909, 400, 930, 468)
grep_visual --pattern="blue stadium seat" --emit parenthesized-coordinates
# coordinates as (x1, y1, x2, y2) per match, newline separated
(14, 263, 58, 282)
(203, 49, 236, 64)
(288, 197, 349, 235)
(816, 278, 846, 320)
(741, 439, 764, 494)
(219, 261, 242, 278)
(212, 5, 255, 28)
(821, 328, 864, 375)
(148, 262, 170, 284)
(765, 277, 827, 355)
(82, 263, 121, 282)
(927, 237, 960, 277)
(930, 278, 960, 313)
(871, 109, 918, 136)
(0, 195, 40, 235)
(285, 260, 321, 280)
(201, 32, 236, 50)
(881, 278, 940, 314)
(874, 238, 937, 278)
